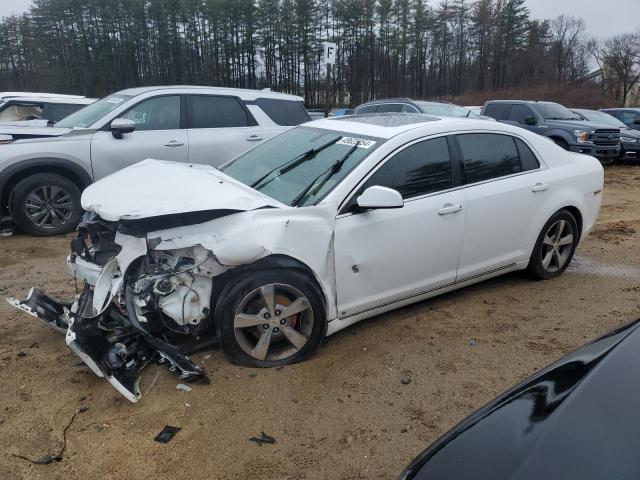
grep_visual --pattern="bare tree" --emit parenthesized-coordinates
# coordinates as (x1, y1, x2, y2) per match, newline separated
(597, 33, 640, 104)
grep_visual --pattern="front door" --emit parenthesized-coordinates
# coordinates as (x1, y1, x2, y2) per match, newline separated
(334, 136, 466, 317)
(90, 95, 188, 180)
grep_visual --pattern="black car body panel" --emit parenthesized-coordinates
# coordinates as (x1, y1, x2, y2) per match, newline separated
(400, 319, 640, 480)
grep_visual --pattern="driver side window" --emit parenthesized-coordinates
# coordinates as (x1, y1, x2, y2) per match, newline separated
(360, 136, 452, 200)
(345, 137, 453, 212)
(119, 95, 180, 131)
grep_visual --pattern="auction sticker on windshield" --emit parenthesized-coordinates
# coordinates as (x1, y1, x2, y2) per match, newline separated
(337, 137, 377, 148)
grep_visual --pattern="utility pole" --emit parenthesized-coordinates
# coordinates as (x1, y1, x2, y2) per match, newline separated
(322, 42, 337, 118)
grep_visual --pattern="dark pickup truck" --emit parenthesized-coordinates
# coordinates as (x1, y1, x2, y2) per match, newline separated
(482, 100, 620, 165)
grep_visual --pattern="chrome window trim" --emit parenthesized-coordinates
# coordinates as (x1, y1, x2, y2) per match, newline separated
(335, 129, 546, 218)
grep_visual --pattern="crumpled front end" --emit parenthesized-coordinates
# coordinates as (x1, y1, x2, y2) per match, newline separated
(7, 214, 214, 402)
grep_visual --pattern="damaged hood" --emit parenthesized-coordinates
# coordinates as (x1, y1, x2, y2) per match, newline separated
(81, 159, 284, 222)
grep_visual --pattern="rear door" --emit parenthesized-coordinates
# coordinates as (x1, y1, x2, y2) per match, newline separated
(454, 133, 545, 280)
(186, 94, 264, 167)
(90, 95, 188, 179)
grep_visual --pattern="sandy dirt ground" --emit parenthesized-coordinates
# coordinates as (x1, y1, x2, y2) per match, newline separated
(0, 165, 639, 480)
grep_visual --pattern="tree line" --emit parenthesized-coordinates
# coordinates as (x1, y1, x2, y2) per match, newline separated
(0, 0, 638, 107)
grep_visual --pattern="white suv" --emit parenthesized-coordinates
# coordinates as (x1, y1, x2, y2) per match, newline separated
(0, 86, 309, 235)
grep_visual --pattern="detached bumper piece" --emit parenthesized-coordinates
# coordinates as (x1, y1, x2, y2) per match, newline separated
(6, 288, 70, 332)
(7, 290, 206, 403)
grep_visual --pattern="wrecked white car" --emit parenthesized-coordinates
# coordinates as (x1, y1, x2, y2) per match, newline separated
(8, 113, 604, 402)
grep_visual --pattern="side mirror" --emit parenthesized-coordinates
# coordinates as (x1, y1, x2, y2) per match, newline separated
(356, 186, 404, 210)
(634, 118, 640, 125)
(525, 116, 537, 126)
(110, 118, 136, 139)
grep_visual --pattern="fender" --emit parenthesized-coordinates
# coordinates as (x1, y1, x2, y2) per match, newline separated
(542, 128, 574, 145)
(0, 157, 93, 205)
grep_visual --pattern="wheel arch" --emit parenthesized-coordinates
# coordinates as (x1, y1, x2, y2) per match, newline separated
(210, 254, 330, 327)
(0, 158, 92, 212)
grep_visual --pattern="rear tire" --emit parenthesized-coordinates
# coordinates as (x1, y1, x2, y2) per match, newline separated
(528, 210, 579, 280)
(10, 173, 82, 236)
(216, 269, 327, 367)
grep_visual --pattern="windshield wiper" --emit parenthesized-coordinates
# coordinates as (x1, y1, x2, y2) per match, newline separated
(291, 141, 361, 207)
(250, 136, 341, 189)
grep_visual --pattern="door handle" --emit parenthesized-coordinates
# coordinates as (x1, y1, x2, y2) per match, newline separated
(438, 204, 463, 215)
(247, 135, 263, 142)
(532, 183, 549, 192)
(164, 140, 184, 147)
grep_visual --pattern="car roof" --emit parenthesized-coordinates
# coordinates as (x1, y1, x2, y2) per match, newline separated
(305, 112, 504, 139)
(0, 92, 87, 100)
(114, 85, 304, 102)
(357, 98, 452, 107)
(601, 107, 640, 112)
(485, 99, 557, 105)
(0, 96, 96, 104)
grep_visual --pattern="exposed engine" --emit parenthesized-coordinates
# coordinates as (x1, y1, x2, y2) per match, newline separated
(11, 213, 226, 402)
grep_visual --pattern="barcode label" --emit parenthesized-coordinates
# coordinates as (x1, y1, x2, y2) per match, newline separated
(337, 137, 376, 149)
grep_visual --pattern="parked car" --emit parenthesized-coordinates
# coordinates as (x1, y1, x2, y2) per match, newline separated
(400, 318, 640, 480)
(355, 98, 482, 118)
(572, 108, 640, 161)
(0, 94, 96, 125)
(333, 108, 354, 116)
(481, 100, 621, 165)
(0, 86, 309, 235)
(600, 107, 640, 131)
(8, 112, 603, 402)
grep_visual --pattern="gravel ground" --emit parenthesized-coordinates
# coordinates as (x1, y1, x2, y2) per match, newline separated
(0, 165, 639, 480)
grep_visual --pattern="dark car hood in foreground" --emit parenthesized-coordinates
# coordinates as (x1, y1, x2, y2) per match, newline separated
(401, 319, 640, 480)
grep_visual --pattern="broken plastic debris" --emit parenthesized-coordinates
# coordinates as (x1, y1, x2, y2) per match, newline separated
(154, 425, 181, 443)
(176, 383, 192, 392)
(249, 431, 276, 446)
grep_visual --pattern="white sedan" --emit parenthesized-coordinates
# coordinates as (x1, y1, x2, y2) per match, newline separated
(9, 113, 604, 401)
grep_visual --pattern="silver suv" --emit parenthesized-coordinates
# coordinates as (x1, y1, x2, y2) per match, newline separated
(0, 86, 310, 235)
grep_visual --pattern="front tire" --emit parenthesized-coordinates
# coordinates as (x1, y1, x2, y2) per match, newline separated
(528, 210, 579, 280)
(216, 269, 327, 367)
(10, 173, 82, 236)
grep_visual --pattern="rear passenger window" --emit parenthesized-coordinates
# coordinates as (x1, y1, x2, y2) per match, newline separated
(376, 104, 403, 113)
(515, 138, 540, 171)
(360, 137, 452, 199)
(356, 105, 378, 114)
(188, 95, 256, 128)
(255, 98, 310, 126)
(458, 134, 521, 184)
(483, 104, 511, 120)
(401, 104, 418, 113)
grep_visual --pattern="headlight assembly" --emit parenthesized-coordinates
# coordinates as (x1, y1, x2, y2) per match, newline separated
(573, 130, 593, 144)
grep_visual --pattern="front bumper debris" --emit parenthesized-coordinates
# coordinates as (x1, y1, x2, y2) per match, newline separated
(6, 289, 207, 402)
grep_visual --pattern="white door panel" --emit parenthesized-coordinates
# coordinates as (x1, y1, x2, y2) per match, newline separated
(457, 172, 544, 279)
(90, 129, 188, 180)
(334, 190, 466, 317)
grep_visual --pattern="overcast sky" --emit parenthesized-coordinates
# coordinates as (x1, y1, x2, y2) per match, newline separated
(0, 0, 637, 39)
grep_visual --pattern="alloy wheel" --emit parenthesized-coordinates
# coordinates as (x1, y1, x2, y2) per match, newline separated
(541, 219, 574, 273)
(233, 283, 314, 362)
(23, 185, 74, 229)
